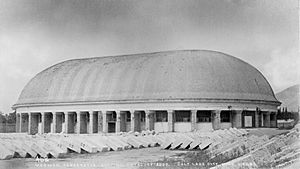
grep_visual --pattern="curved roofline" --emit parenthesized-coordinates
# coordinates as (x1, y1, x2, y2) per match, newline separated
(16, 49, 280, 107)
(12, 97, 281, 109)
(215, 51, 279, 103)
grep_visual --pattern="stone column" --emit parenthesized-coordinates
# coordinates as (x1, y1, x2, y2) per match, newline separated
(28, 113, 32, 135)
(52, 112, 57, 133)
(145, 110, 150, 131)
(265, 112, 271, 127)
(40, 112, 45, 134)
(130, 110, 135, 132)
(115, 111, 121, 133)
(16, 113, 20, 133)
(255, 110, 259, 128)
(76, 111, 81, 134)
(261, 114, 264, 127)
(232, 110, 242, 128)
(89, 111, 94, 134)
(191, 110, 197, 131)
(20, 113, 24, 133)
(212, 110, 221, 130)
(64, 112, 69, 133)
(102, 111, 108, 133)
(274, 112, 278, 128)
(98, 111, 103, 133)
(167, 110, 174, 132)
(149, 111, 155, 130)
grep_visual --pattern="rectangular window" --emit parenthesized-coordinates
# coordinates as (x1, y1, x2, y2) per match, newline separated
(221, 111, 231, 122)
(62, 114, 65, 122)
(197, 111, 211, 122)
(126, 112, 131, 122)
(140, 112, 145, 122)
(175, 110, 191, 122)
(156, 111, 168, 122)
(107, 112, 116, 122)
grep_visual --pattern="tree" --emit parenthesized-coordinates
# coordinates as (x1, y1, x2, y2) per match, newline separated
(5, 111, 16, 124)
(0, 111, 6, 123)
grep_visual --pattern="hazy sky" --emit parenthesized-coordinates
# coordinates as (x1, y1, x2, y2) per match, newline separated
(0, 0, 299, 113)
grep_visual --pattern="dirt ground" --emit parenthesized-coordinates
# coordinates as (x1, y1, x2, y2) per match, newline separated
(0, 128, 294, 169)
(0, 147, 187, 169)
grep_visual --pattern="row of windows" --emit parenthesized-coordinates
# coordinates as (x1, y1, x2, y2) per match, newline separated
(156, 111, 232, 123)
(40, 111, 231, 123)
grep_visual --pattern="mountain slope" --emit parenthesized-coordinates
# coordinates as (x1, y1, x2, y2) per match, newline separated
(276, 84, 299, 112)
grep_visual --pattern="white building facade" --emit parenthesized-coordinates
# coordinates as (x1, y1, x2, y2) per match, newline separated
(13, 50, 281, 134)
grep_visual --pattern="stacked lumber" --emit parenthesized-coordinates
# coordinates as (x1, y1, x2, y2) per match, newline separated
(0, 131, 161, 160)
(211, 125, 300, 168)
(161, 127, 248, 151)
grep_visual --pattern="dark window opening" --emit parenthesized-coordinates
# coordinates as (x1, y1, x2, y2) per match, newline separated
(197, 111, 212, 122)
(221, 111, 231, 122)
(126, 112, 131, 122)
(175, 110, 190, 122)
(270, 114, 276, 121)
(156, 111, 168, 122)
(62, 114, 65, 123)
(107, 112, 116, 122)
(140, 112, 145, 122)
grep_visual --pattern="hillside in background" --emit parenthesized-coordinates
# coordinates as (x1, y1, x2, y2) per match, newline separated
(276, 84, 299, 112)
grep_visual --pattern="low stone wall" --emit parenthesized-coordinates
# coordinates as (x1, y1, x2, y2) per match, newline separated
(278, 120, 294, 129)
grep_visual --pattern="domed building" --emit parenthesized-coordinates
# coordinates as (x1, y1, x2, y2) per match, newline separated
(13, 50, 281, 134)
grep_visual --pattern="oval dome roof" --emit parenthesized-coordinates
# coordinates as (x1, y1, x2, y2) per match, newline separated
(15, 50, 279, 106)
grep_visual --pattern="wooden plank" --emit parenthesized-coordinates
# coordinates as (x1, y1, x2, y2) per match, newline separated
(19, 140, 38, 158)
(117, 137, 134, 149)
(239, 129, 248, 135)
(60, 138, 81, 153)
(0, 143, 14, 160)
(82, 136, 109, 152)
(46, 138, 68, 154)
(179, 135, 194, 149)
(109, 136, 131, 150)
(71, 137, 98, 153)
(133, 136, 149, 147)
(143, 135, 159, 147)
(180, 139, 193, 149)
(95, 136, 115, 151)
(217, 130, 233, 140)
(42, 138, 67, 158)
(170, 136, 183, 150)
(229, 128, 242, 137)
(153, 135, 166, 145)
(199, 139, 212, 150)
(161, 135, 175, 149)
(126, 137, 143, 148)
(1, 140, 27, 158)
(189, 138, 202, 149)
(30, 142, 49, 158)
(102, 137, 123, 151)
(224, 129, 238, 138)
(37, 139, 66, 158)
(231, 128, 244, 136)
